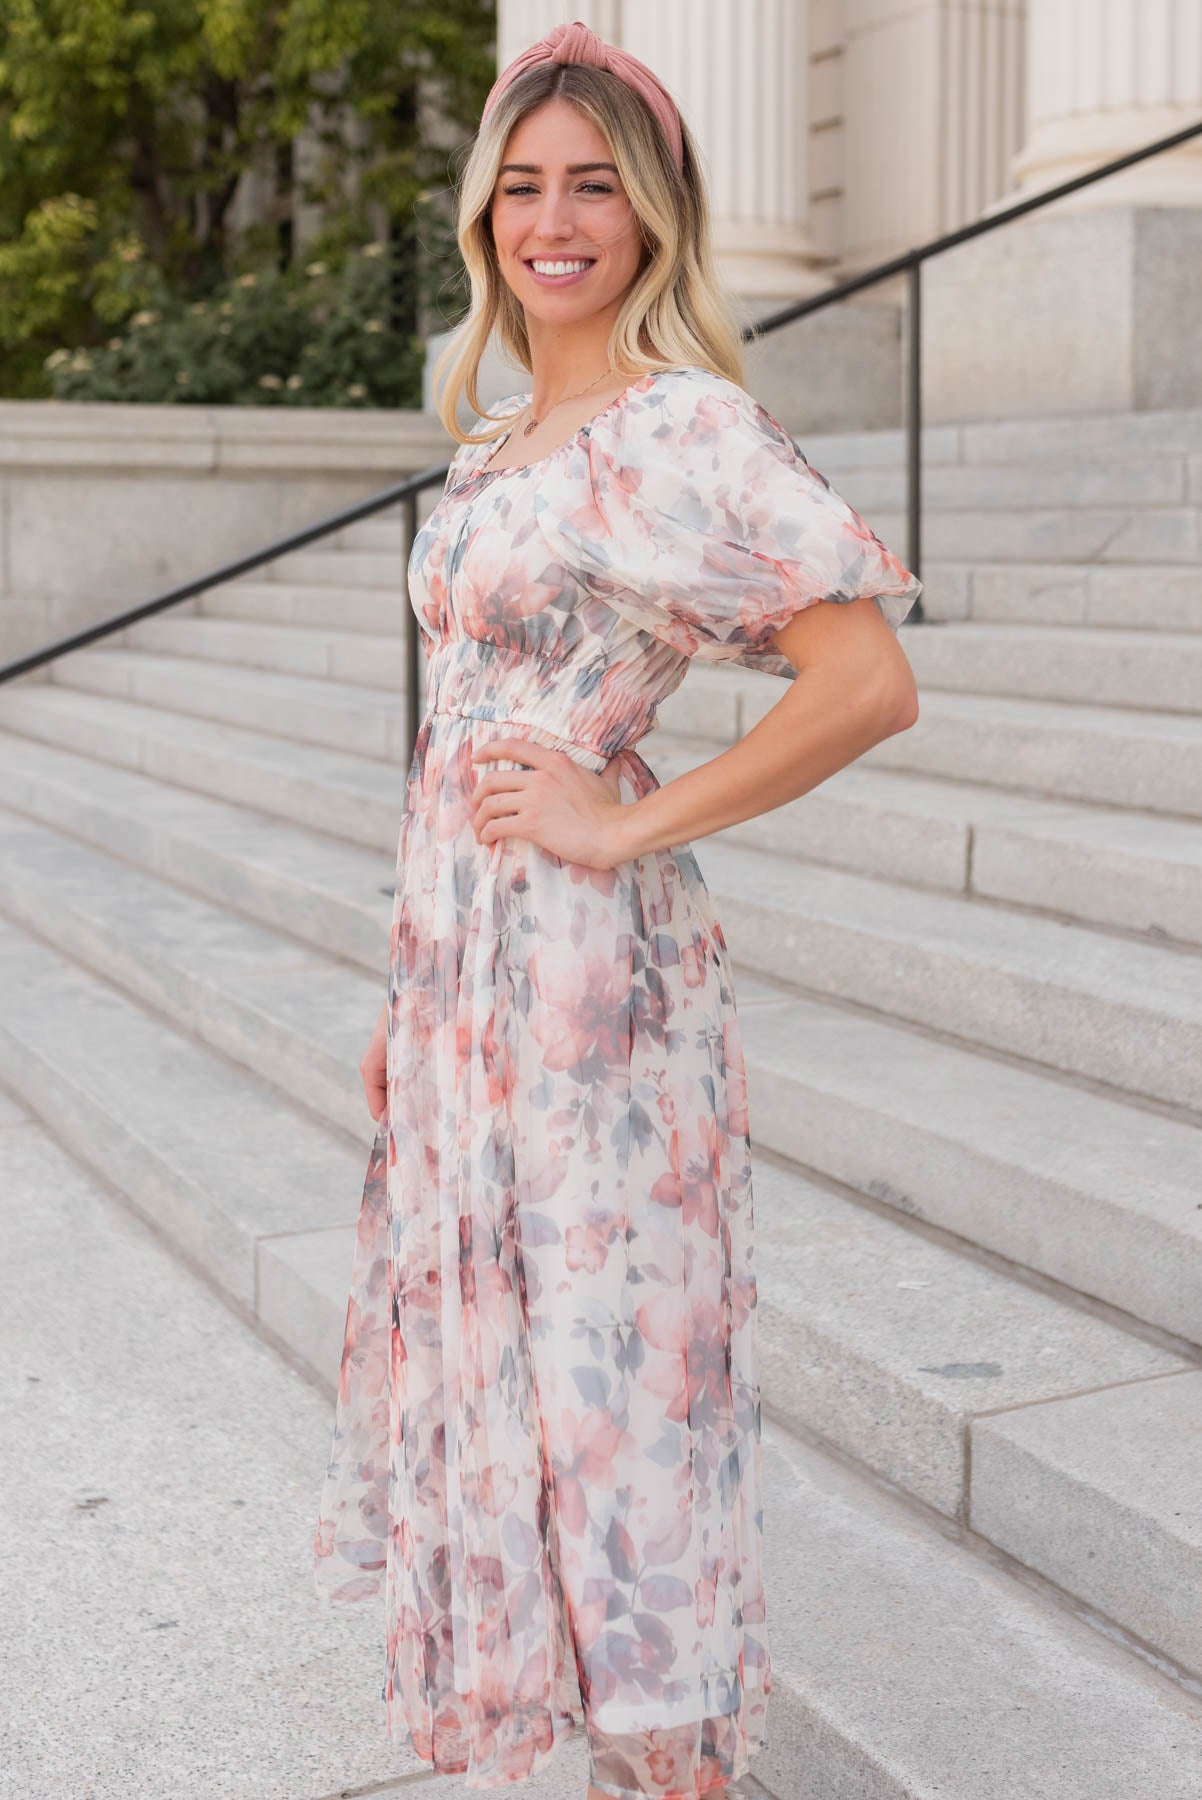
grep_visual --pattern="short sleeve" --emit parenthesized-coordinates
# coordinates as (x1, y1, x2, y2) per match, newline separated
(535, 368, 922, 680)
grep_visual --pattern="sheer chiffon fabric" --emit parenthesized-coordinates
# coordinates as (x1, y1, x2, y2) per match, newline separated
(312, 365, 922, 1795)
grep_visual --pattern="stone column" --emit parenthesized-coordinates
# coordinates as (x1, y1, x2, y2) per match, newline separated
(622, 1, 829, 304)
(1011, 0, 1202, 206)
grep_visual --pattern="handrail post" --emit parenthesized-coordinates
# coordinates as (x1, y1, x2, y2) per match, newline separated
(402, 491, 421, 771)
(906, 259, 924, 620)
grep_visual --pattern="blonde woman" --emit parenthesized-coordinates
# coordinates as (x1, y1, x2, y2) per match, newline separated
(314, 20, 921, 1800)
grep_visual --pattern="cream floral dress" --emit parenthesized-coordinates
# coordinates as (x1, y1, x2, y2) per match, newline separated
(313, 364, 922, 1798)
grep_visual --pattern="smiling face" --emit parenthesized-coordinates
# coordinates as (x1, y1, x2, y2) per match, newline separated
(490, 98, 646, 327)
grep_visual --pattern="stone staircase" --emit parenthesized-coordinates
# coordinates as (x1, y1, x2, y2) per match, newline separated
(1, 400, 1201, 1795)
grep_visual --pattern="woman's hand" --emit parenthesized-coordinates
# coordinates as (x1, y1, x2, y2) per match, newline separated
(360, 999, 388, 1125)
(469, 739, 632, 872)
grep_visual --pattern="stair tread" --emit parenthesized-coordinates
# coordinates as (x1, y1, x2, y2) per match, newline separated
(6, 1067, 1201, 1800)
(0, 812, 1187, 1504)
(42, 644, 405, 711)
(129, 613, 404, 652)
(0, 800, 383, 1022)
(697, 836, 1201, 1015)
(650, 727, 1202, 857)
(0, 915, 367, 1301)
(754, 1415, 1202, 1798)
(3, 743, 1197, 1198)
(0, 690, 404, 798)
(7, 698, 1200, 991)
(0, 723, 397, 904)
(741, 990, 1202, 1238)
(885, 683, 1202, 739)
(971, 1374, 1202, 1680)
(33, 632, 1202, 743)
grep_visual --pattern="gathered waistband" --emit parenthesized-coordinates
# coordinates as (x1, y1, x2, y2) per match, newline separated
(419, 636, 655, 773)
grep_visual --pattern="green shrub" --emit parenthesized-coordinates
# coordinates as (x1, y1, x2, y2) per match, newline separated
(45, 240, 423, 407)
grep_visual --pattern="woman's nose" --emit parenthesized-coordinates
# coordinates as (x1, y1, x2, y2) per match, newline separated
(532, 189, 577, 234)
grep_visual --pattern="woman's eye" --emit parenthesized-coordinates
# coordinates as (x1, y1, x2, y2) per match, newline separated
(501, 183, 613, 196)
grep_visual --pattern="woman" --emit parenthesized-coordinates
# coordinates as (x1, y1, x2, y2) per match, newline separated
(313, 20, 921, 1800)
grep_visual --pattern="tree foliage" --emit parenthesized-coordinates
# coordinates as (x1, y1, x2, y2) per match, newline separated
(0, 0, 496, 397)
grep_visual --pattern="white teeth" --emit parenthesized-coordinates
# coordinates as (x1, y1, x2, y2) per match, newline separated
(530, 259, 593, 275)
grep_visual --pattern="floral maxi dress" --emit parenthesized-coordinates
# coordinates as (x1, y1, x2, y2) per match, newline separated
(312, 364, 923, 1798)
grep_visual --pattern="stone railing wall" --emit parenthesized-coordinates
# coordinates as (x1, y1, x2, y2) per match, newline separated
(0, 401, 455, 668)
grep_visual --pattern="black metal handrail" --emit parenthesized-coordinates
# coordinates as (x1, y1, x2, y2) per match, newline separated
(746, 112, 1202, 619)
(3, 110, 1200, 751)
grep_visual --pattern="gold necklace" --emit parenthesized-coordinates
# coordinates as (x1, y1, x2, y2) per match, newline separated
(521, 367, 617, 437)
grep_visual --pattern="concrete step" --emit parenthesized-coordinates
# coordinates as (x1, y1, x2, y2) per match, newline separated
(899, 621, 1202, 714)
(4, 726, 1199, 1329)
(26, 647, 413, 762)
(0, 729, 393, 963)
(4, 835, 1194, 1677)
(123, 610, 1202, 719)
(209, 553, 1202, 643)
(0, 686, 405, 849)
(8, 1093, 1202, 1800)
(806, 454, 1194, 516)
(866, 505, 1202, 566)
(696, 836, 1202, 1111)
(0, 803, 386, 1140)
(817, 688, 1202, 818)
(650, 733, 1202, 946)
(750, 1153, 1188, 1515)
(116, 613, 406, 692)
(753, 1409, 1202, 1799)
(2, 746, 1197, 1342)
(955, 406, 1202, 466)
(936, 560, 1202, 632)
(654, 670, 1202, 825)
(267, 505, 1202, 589)
(264, 545, 404, 588)
(2, 852, 1199, 1693)
(201, 578, 407, 634)
(204, 549, 1202, 642)
(738, 986, 1202, 1347)
(797, 404, 1202, 470)
(0, 1095, 554, 1799)
(57, 632, 1194, 843)
(0, 913, 368, 1323)
(665, 667, 1202, 826)
(11, 680, 1202, 1108)
(5, 668, 1202, 956)
(972, 1372, 1202, 1685)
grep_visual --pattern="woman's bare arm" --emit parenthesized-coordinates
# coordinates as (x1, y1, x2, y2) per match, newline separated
(613, 594, 918, 863)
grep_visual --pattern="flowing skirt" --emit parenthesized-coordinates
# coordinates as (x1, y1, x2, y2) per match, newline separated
(313, 711, 772, 1796)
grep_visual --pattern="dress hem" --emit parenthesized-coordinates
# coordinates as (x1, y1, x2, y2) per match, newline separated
(392, 1710, 764, 1798)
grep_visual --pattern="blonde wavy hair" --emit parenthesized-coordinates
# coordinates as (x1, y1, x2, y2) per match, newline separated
(429, 61, 746, 448)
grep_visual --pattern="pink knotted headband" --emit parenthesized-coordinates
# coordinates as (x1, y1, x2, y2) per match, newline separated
(480, 19, 684, 174)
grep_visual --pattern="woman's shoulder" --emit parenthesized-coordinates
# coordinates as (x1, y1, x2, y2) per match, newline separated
(622, 363, 793, 439)
(606, 363, 799, 469)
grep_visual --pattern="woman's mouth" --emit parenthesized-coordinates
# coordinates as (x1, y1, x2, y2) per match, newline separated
(524, 257, 596, 287)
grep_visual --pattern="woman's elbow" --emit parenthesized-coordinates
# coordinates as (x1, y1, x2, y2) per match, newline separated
(887, 671, 920, 734)
(865, 657, 919, 739)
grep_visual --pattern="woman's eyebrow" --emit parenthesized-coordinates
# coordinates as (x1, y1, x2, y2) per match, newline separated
(498, 161, 619, 174)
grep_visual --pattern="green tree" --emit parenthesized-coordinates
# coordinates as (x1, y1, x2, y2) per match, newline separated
(0, 0, 495, 398)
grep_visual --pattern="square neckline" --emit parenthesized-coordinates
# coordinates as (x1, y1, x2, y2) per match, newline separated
(463, 364, 693, 485)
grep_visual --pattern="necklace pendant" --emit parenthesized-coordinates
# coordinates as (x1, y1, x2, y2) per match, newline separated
(522, 417, 539, 437)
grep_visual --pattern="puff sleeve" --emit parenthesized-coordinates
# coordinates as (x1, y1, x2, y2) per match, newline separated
(536, 368, 922, 680)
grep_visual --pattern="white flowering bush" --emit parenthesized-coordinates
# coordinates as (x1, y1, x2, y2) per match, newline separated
(46, 241, 422, 408)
